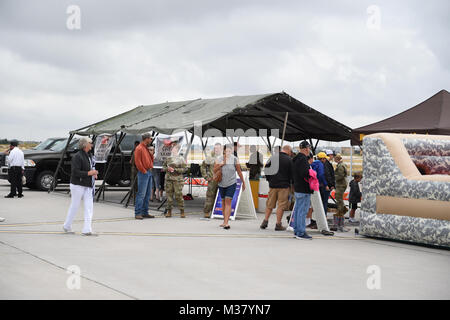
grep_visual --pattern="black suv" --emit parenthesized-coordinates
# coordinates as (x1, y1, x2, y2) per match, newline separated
(32, 137, 67, 151)
(0, 134, 141, 191)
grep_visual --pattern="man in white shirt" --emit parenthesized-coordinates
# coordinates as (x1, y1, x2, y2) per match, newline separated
(5, 140, 25, 198)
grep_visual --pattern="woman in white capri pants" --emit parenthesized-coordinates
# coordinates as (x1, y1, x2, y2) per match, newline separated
(63, 137, 98, 236)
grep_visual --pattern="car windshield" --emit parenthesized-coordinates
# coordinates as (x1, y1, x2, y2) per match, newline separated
(33, 138, 60, 150)
(50, 138, 79, 152)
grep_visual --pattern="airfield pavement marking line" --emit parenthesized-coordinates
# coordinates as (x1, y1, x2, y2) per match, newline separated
(0, 217, 138, 228)
(0, 229, 367, 240)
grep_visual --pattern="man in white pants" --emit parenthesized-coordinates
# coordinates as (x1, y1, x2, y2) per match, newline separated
(63, 137, 98, 236)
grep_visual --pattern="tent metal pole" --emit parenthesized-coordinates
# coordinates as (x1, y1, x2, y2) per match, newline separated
(183, 131, 195, 161)
(261, 136, 271, 155)
(49, 133, 74, 193)
(122, 172, 137, 208)
(267, 134, 272, 153)
(280, 112, 289, 147)
(95, 132, 126, 202)
(314, 139, 320, 153)
(201, 137, 209, 158)
(309, 138, 315, 154)
(350, 145, 353, 178)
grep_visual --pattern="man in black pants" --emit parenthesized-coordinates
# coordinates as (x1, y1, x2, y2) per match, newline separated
(5, 140, 25, 198)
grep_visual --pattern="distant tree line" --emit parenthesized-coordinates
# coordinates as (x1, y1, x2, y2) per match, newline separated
(0, 139, 40, 144)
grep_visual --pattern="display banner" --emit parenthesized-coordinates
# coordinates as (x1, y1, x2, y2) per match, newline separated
(211, 178, 242, 220)
(211, 172, 257, 220)
(94, 134, 114, 163)
(153, 135, 184, 168)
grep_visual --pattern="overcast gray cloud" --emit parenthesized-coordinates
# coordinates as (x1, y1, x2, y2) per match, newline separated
(0, 0, 449, 141)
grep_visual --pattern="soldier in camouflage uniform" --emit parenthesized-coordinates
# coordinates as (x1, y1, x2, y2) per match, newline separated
(333, 153, 349, 232)
(201, 143, 222, 218)
(163, 143, 188, 218)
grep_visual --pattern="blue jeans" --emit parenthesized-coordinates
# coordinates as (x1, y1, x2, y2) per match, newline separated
(293, 192, 312, 237)
(135, 170, 153, 216)
(320, 187, 330, 216)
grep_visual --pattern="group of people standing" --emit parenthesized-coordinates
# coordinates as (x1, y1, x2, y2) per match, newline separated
(260, 140, 361, 239)
(60, 133, 360, 237)
(130, 133, 188, 220)
(1, 133, 360, 241)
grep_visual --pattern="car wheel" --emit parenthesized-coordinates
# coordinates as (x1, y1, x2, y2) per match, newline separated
(36, 170, 55, 191)
(26, 182, 36, 189)
(117, 179, 131, 187)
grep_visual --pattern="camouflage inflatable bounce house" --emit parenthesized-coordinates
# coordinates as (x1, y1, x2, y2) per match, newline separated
(360, 133, 450, 247)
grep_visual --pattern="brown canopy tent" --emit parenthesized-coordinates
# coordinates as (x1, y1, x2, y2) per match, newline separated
(352, 89, 450, 145)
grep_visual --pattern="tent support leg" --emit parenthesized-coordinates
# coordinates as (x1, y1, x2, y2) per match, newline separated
(49, 133, 74, 193)
(350, 145, 353, 178)
(201, 137, 209, 158)
(267, 135, 273, 153)
(121, 172, 137, 208)
(262, 136, 271, 155)
(313, 139, 320, 154)
(183, 131, 195, 161)
(280, 112, 289, 147)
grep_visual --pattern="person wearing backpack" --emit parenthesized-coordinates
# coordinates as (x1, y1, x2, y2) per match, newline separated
(291, 141, 314, 240)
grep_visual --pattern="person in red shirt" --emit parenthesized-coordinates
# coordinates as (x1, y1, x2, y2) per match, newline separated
(134, 133, 154, 219)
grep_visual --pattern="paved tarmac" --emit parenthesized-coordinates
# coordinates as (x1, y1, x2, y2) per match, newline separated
(0, 181, 449, 300)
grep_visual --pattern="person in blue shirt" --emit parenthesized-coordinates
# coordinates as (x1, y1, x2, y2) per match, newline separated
(311, 152, 330, 214)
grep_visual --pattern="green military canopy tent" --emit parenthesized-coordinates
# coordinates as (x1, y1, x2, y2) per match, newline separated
(72, 92, 352, 142)
(51, 92, 352, 198)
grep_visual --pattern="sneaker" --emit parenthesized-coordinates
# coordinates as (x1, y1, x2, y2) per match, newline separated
(321, 230, 334, 236)
(286, 226, 294, 232)
(275, 223, 286, 231)
(260, 219, 268, 229)
(295, 233, 312, 240)
(0, 217, 5, 222)
(308, 222, 318, 229)
(349, 218, 358, 223)
(63, 226, 74, 234)
(81, 232, 98, 237)
(4, 194, 15, 198)
(18, 194, 24, 198)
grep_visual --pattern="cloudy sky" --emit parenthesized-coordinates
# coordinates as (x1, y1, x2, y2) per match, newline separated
(0, 0, 449, 142)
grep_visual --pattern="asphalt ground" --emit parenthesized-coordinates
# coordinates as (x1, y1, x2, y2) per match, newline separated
(0, 180, 449, 300)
